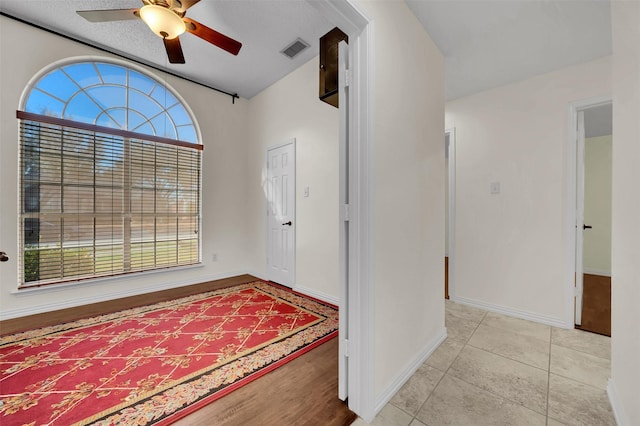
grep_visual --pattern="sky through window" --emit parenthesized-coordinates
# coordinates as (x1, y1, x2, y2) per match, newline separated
(24, 61, 198, 144)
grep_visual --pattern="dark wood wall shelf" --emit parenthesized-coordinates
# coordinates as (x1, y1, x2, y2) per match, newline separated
(319, 27, 348, 108)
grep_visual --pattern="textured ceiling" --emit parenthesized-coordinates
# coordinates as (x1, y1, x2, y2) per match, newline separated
(1, 0, 613, 107)
(0, 0, 334, 99)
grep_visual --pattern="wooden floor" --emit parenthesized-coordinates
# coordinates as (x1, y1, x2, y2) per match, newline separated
(577, 273, 611, 336)
(173, 337, 355, 426)
(0, 274, 256, 335)
(0, 275, 357, 425)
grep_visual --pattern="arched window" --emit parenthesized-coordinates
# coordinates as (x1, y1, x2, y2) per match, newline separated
(24, 61, 198, 143)
(18, 59, 202, 288)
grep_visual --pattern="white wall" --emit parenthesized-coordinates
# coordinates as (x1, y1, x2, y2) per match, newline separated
(245, 57, 340, 301)
(355, 0, 446, 402)
(0, 16, 250, 319)
(445, 57, 611, 325)
(583, 135, 612, 275)
(610, 2, 640, 424)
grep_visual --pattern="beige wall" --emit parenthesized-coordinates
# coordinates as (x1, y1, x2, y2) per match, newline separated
(355, 0, 446, 400)
(611, 2, 640, 424)
(0, 15, 343, 318)
(245, 57, 340, 301)
(1, 5, 449, 417)
(583, 135, 612, 275)
(0, 15, 345, 318)
(445, 56, 611, 324)
(0, 16, 250, 318)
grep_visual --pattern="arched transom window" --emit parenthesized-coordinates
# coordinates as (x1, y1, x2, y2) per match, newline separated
(25, 61, 198, 143)
(18, 59, 202, 288)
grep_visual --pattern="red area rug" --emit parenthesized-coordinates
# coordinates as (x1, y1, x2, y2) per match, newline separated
(0, 281, 338, 425)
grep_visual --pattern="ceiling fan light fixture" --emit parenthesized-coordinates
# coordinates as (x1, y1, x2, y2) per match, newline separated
(139, 4, 186, 39)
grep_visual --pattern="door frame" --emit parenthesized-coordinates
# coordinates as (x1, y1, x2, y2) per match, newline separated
(265, 140, 296, 288)
(309, 0, 374, 421)
(338, 40, 349, 401)
(445, 128, 456, 299)
(566, 96, 612, 328)
(575, 111, 585, 325)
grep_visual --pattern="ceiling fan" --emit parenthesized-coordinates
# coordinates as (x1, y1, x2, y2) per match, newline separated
(77, 0, 242, 64)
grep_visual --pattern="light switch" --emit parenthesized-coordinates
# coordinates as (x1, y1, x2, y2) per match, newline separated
(490, 182, 501, 194)
(304, 186, 310, 198)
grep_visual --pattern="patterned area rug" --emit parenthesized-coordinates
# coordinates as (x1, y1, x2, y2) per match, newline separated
(0, 281, 338, 425)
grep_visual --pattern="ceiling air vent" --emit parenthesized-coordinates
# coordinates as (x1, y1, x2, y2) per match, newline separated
(281, 38, 310, 59)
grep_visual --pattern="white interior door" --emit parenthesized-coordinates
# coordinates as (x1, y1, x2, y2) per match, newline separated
(266, 141, 295, 287)
(338, 40, 349, 401)
(575, 110, 585, 325)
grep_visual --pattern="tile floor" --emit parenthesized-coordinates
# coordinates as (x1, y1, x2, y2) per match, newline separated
(352, 300, 615, 426)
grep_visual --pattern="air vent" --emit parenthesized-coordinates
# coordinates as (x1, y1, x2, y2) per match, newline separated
(281, 38, 310, 59)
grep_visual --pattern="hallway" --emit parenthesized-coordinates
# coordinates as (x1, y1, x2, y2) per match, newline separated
(355, 300, 614, 425)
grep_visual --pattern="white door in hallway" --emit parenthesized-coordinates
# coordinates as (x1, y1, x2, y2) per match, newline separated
(575, 103, 613, 328)
(266, 141, 296, 287)
(575, 110, 585, 325)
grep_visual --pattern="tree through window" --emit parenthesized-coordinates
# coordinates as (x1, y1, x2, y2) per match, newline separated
(19, 59, 202, 288)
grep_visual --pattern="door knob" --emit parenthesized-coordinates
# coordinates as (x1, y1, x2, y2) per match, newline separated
(583, 224, 593, 230)
(282, 221, 292, 226)
(0, 251, 8, 262)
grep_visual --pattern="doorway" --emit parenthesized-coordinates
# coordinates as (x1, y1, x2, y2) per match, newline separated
(575, 103, 612, 336)
(445, 128, 456, 300)
(266, 140, 296, 287)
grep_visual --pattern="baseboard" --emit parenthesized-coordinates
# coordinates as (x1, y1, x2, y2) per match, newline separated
(608, 379, 628, 426)
(247, 270, 269, 282)
(293, 284, 339, 306)
(246, 271, 340, 306)
(0, 270, 249, 321)
(583, 268, 612, 277)
(451, 296, 569, 328)
(2, 271, 341, 321)
(371, 327, 447, 419)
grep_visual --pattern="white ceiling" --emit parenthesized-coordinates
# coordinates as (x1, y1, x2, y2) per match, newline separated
(0, 0, 334, 99)
(1, 0, 612, 107)
(406, 0, 612, 101)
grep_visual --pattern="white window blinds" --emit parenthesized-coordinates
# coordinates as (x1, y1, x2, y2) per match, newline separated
(19, 112, 201, 288)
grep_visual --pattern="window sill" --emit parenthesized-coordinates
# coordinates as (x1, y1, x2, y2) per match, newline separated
(11, 263, 204, 295)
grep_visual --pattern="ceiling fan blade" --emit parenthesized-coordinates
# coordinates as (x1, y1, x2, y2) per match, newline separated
(164, 36, 186, 64)
(183, 18, 242, 56)
(77, 9, 140, 23)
